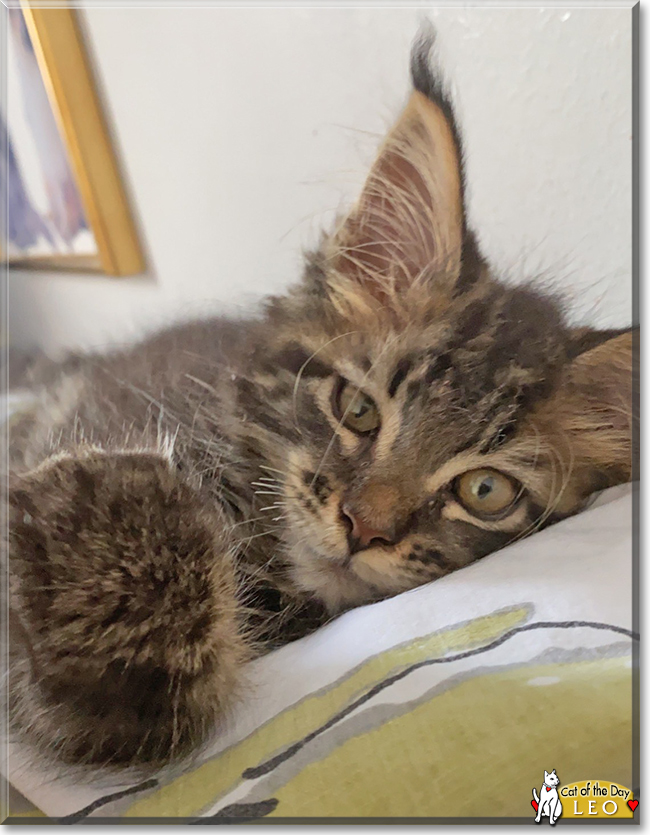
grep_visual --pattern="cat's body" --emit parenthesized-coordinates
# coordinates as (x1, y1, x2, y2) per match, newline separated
(6, 35, 633, 768)
(533, 770, 563, 825)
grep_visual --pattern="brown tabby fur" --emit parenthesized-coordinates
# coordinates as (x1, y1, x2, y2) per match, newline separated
(6, 35, 634, 767)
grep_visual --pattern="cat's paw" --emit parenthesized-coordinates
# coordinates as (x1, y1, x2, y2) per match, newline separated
(8, 450, 249, 765)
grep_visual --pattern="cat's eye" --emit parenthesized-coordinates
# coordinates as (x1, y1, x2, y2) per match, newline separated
(334, 380, 381, 434)
(454, 468, 521, 518)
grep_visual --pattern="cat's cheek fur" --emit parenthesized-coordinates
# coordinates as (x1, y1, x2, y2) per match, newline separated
(281, 449, 349, 557)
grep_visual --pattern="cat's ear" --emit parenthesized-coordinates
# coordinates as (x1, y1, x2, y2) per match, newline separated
(545, 771, 550, 781)
(519, 328, 634, 514)
(562, 328, 635, 482)
(567, 328, 634, 431)
(327, 34, 466, 311)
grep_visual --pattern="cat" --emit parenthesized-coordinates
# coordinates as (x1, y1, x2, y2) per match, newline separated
(533, 769, 563, 825)
(6, 31, 633, 768)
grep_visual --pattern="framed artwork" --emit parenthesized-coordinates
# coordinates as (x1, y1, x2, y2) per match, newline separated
(2, 3, 145, 275)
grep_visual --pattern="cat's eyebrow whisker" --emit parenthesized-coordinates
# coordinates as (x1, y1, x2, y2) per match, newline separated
(533, 432, 575, 533)
(308, 331, 401, 490)
(291, 331, 360, 437)
(505, 428, 576, 549)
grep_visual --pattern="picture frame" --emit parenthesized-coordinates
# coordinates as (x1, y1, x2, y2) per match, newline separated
(2, 3, 145, 276)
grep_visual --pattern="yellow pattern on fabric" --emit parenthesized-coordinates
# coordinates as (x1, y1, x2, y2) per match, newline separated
(265, 655, 632, 817)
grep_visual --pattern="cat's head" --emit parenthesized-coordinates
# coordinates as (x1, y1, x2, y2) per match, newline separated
(239, 36, 634, 613)
(545, 770, 560, 787)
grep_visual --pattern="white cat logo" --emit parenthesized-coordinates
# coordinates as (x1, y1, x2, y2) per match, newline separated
(533, 769, 563, 825)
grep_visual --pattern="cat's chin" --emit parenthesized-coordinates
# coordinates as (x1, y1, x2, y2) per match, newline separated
(288, 549, 385, 613)
(287, 541, 413, 613)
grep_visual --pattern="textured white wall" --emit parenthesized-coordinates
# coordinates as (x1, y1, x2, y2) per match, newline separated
(8, 5, 633, 355)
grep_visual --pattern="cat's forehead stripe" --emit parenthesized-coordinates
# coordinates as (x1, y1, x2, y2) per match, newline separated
(273, 343, 332, 378)
(424, 352, 452, 384)
(387, 356, 414, 398)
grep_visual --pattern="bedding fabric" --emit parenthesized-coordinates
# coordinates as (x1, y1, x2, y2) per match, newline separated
(4, 472, 636, 821)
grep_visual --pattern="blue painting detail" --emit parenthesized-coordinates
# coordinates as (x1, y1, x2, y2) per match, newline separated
(0, 114, 54, 250)
(2, 9, 91, 258)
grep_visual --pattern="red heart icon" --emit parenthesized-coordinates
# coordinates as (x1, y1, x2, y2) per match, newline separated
(531, 799, 539, 812)
(628, 800, 639, 812)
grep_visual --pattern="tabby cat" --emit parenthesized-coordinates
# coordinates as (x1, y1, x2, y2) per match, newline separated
(7, 35, 633, 768)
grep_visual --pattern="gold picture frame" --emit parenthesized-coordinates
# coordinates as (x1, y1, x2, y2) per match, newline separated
(5, 3, 145, 276)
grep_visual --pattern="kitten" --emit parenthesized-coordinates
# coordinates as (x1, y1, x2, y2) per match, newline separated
(6, 34, 633, 768)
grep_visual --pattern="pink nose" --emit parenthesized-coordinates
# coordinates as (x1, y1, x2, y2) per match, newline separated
(340, 504, 396, 552)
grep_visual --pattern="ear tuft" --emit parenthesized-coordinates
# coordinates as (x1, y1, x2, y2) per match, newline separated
(410, 24, 465, 185)
(326, 29, 467, 318)
(410, 24, 443, 102)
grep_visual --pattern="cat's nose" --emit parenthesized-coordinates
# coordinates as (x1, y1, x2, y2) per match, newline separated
(340, 504, 397, 553)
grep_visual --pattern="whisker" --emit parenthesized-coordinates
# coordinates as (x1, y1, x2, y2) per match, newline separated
(308, 332, 401, 489)
(259, 465, 285, 475)
(291, 331, 360, 436)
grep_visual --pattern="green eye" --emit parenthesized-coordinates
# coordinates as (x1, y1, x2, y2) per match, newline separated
(454, 468, 521, 518)
(335, 380, 381, 434)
